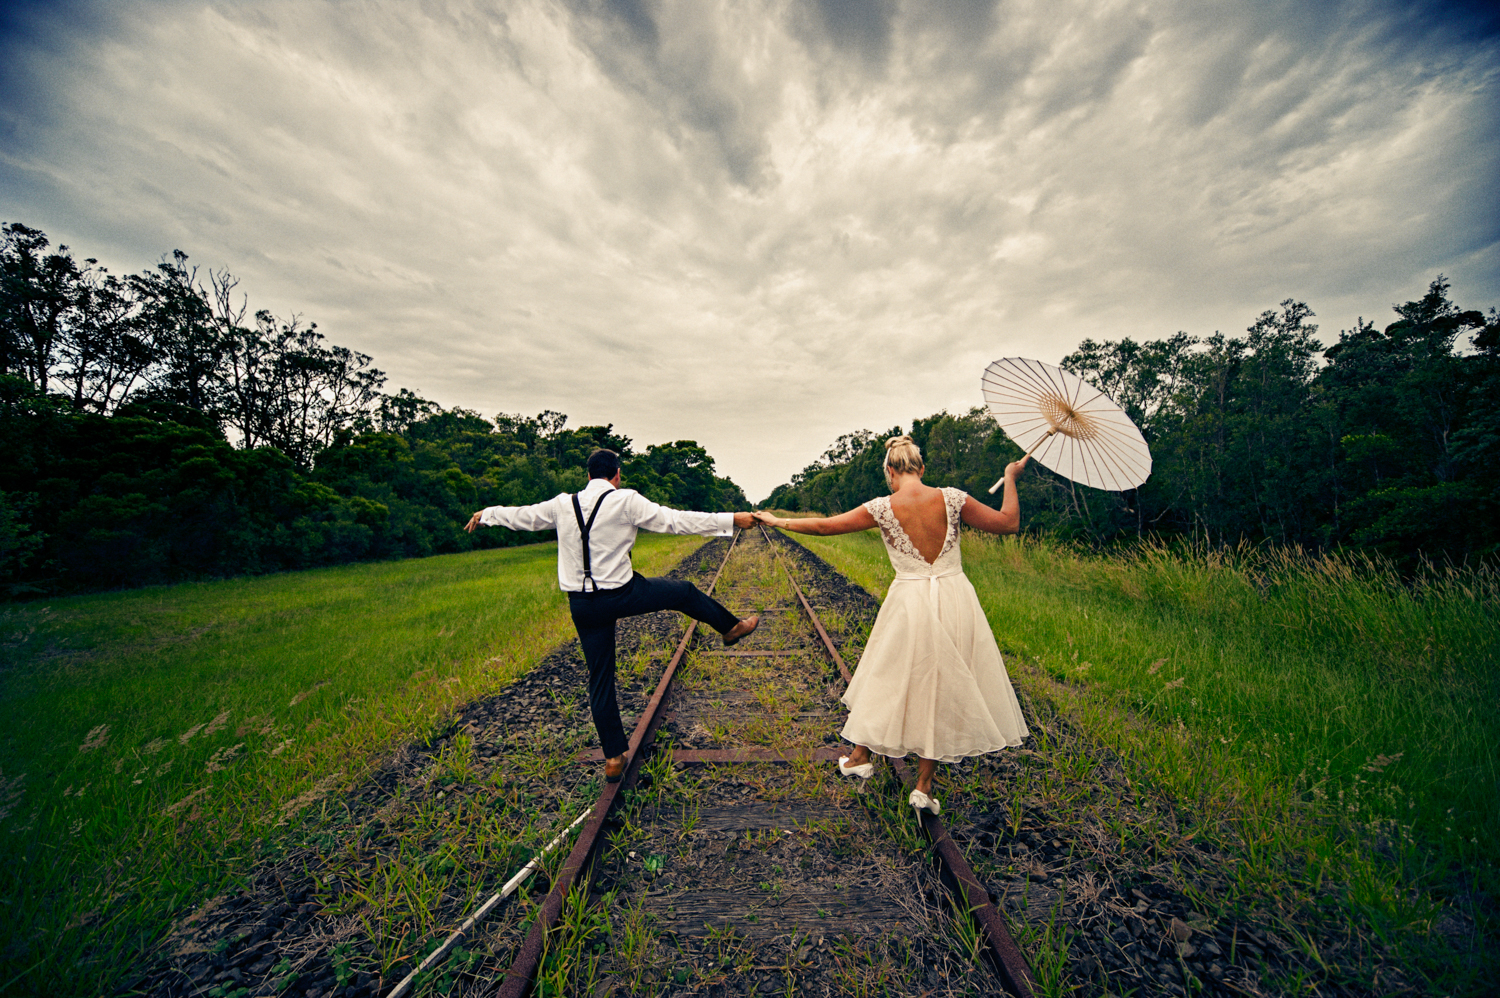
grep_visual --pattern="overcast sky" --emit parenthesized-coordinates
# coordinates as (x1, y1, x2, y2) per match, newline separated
(2, 0, 1497, 500)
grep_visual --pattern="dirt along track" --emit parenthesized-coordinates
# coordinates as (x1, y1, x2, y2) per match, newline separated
(138, 528, 1357, 998)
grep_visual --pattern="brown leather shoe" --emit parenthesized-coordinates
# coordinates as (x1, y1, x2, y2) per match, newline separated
(722, 614, 760, 647)
(604, 754, 626, 783)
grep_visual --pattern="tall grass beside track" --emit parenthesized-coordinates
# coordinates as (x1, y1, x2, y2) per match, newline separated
(0, 533, 706, 997)
(792, 528, 1499, 993)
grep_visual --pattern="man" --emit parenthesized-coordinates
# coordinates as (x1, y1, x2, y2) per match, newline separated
(465, 448, 757, 782)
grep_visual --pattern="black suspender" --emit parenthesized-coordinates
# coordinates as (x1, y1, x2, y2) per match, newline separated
(570, 490, 615, 592)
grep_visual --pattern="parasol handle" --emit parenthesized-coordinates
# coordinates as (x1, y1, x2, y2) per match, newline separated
(987, 429, 1055, 494)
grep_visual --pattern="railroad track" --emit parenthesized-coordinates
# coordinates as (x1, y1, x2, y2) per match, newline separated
(498, 527, 1038, 997)
(140, 526, 1335, 998)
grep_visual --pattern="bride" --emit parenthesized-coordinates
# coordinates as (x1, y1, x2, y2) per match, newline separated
(752, 435, 1031, 815)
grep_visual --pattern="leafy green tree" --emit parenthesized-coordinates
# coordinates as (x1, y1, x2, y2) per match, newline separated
(0, 223, 81, 390)
(1449, 310, 1500, 494)
(0, 224, 757, 595)
(128, 251, 223, 414)
(0, 491, 44, 595)
(377, 387, 440, 435)
(764, 280, 1497, 567)
(255, 314, 386, 468)
(1321, 277, 1495, 562)
(55, 264, 151, 413)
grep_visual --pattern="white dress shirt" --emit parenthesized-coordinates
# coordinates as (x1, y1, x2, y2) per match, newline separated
(478, 477, 733, 591)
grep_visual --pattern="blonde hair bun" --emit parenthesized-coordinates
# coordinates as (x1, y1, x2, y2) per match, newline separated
(884, 435, 924, 476)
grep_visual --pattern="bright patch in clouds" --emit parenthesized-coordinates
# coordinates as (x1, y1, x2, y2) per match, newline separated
(2, 0, 1496, 499)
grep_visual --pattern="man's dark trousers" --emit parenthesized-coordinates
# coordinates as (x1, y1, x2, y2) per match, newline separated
(569, 572, 739, 759)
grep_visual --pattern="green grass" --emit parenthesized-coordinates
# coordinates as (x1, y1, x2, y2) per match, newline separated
(0, 533, 706, 997)
(793, 528, 1499, 993)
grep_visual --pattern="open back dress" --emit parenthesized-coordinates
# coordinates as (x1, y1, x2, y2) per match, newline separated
(840, 487, 1030, 762)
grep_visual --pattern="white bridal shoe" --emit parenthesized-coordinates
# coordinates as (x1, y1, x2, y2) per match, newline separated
(909, 789, 941, 815)
(837, 755, 875, 779)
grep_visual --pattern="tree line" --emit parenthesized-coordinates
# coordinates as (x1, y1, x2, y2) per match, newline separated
(764, 279, 1499, 568)
(0, 223, 748, 595)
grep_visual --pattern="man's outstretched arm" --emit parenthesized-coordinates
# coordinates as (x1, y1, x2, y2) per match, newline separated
(626, 493, 753, 535)
(464, 499, 560, 533)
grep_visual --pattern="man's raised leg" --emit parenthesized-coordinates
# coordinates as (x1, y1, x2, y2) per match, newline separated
(618, 575, 748, 638)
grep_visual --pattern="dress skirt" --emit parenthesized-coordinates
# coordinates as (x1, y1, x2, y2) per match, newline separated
(840, 571, 1029, 763)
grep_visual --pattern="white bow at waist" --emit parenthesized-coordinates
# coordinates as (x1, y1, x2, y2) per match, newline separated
(893, 568, 963, 611)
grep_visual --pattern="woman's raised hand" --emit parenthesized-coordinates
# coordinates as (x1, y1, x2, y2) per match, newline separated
(1004, 455, 1031, 479)
(751, 510, 778, 525)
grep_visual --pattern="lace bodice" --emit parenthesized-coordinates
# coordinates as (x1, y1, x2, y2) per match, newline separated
(863, 487, 968, 576)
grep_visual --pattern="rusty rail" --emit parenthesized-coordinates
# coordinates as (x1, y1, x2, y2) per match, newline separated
(495, 529, 742, 998)
(670, 746, 843, 764)
(577, 746, 843, 764)
(760, 526, 1038, 998)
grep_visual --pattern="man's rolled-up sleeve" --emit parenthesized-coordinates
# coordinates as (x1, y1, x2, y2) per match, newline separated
(478, 500, 558, 531)
(628, 493, 733, 536)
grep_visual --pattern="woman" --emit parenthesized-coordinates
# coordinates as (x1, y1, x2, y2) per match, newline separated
(752, 436, 1030, 814)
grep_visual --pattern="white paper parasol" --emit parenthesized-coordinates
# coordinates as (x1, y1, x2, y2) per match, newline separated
(981, 357, 1151, 494)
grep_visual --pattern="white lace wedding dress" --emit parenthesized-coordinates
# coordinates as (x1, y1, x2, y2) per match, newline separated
(841, 487, 1030, 762)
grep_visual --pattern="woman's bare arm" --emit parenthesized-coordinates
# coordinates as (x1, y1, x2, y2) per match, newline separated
(752, 507, 877, 535)
(960, 457, 1029, 535)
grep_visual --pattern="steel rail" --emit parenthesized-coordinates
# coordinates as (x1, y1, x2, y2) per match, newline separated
(759, 526, 1039, 998)
(577, 746, 844, 764)
(495, 528, 743, 998)
(668, 747, 843, 764)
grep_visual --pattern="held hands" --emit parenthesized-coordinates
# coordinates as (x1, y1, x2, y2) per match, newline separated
(750, 510, 797, 531)
(470, 509, 760, 530)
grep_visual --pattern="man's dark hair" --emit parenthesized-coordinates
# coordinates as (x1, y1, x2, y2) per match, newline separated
(587, 448, 621, 480)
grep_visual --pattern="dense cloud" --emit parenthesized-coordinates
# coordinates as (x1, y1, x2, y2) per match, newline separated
(2, 0, 1496, 499)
